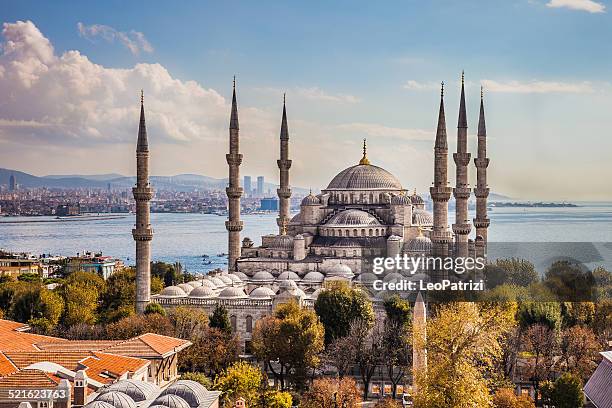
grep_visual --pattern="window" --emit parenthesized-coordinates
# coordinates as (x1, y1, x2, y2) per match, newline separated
(246, 315, 253, 333)
(353, 229, 358, 236)
(230, 315, 237, 332)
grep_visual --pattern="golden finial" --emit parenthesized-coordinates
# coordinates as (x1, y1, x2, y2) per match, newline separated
(140, 89, 144, 105)
(359, 138, 371, 165)
(280, 223, 287, 236)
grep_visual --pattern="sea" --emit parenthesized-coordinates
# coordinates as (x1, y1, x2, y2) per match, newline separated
(1, 202, 611, 275)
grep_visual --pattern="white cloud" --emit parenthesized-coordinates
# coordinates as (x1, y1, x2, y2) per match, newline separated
(77, 22, 154, 55)
(546, 0, 605, 13)
(254, 86, 360, 104)
(481, 79, 594, 93)
(403, 80, 441, 91)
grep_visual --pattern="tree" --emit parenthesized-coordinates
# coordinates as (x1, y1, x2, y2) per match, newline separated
(592, 299, 612, 341)
(324, 335, 355, 378)
(252, 301, 324, 390)
(495, 259, 539, 287)
(559, 325, 599, 380)
(213, 361, 262, 407)
(17, 273, 41, 283)
(492, 388, 535, 408)
(561, 301, 594, 327)
(168, 307, 208, 339)
(105, 313, 174, 339)
(522, 324, 558, 399)
(540, 372, 584, 408)
(180, 372, 212, 388)
(383, 295, 412, 399)
(179, 327, 239, 376)
(11, 286, 63, 332)
(414, 302, 516, 408)
(209, 304, 232, 334)
(259, 390, 292, 408)
(300, 377, 362, 408)
(348, 319, 384, 401)
(59, 271, 105, 326)
(544, 261, 594, 302)
(314, 282, 374, 345)
(374, 399, 402, 408)
(144, 302, 166, 316)
(100, 268, 136, 321)
(518, 302, 561, 330)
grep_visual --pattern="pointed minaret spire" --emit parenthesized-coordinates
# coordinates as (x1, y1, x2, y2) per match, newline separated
(137, 90, 148, 152)
(277, 93, 292, 234)
(474, 86, 490, 256)
(133, 90, 153, 314)
(453, 71, 472, 258)
(226, 78, 244, 271)
(430, 81, 453, 262)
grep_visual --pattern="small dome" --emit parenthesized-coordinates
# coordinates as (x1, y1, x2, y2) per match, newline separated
(187, 280, 202, 288)
(218, 274, 233, 285)
(85, 402, 115, 408)
(411, 190, 425, 205)
(159, 286, 187, 298)
(302, 271, 325, 283)
(152, 395, 190, 408)
(227, 273, 243, 283)
(301, 193, 320, 206)
(218, 286, 248, 299)
(177, 283, 194, 294)
(391, 194, 411, 205)
(269, 234, 293, 250)
(277, 271, 300, 281)
(358, 272, 379, 284)
(326, 209, 381, 226)
(412, 209, 433, 226)
(232, 271, 248, 280)
(383, 272, 404, 283)
(249, 286, 276, 299)
(160, 380, 209, 407)
(404, 234, 432, 253)
(95, 392, 136, 408)
(324, 263, 354, 278)
(278, 280, 306, 297)
(189, 285, 216, 298)
(252, 270, 274, 282)
(99, 380, 159, 402)
(210, 277, 226, 287)
(200, 279, 217, 289)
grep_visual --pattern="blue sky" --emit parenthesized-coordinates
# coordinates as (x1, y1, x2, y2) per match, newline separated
(1, 0, 611, 200)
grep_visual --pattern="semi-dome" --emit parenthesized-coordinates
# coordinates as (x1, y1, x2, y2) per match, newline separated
(391, 193, 411, 205)
(177, 283, 194, 294)
(324, 263, 354, 278)
(326, 209, 381, 226)
(218, 286, 248, 299)
(383, 272, 404, 283)
(302, 271, 325, 282)
(189, 285, 216, 298)
(278, 280, 306, 297)
(301, 192, 320, 206)
(326, 164, 402, 190)
(95, 392, 136, 408)
(412, 209, 433, 226)
(152, 395, 190, 408)
(277, 271, 300, 281)
(159, 286, 187, 298)
(99, 380, 159, 402)
(268, 234, 293, 250)
(160, 380, 209, 407)
(411, 191, 425, 205)
(358, 272, 379, 284)
(404, 234, 432, 253)
(251, 270, 274, 282)
(249, 286, 276, 299)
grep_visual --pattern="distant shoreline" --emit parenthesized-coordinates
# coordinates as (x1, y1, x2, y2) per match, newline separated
(490, 202, 578, 208)
(0, 215, 128, 224)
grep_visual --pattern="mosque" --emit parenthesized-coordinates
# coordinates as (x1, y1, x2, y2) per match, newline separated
(142, 74, 491, 350)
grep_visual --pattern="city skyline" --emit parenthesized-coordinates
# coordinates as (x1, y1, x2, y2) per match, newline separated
(1, 1, 612, 200)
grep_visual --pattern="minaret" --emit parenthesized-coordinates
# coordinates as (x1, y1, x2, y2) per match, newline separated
(276, 94, 292, 234)
(452, 72, 472, 258)
(430, 82, 453, 259)
(225, 78, 244, 271)
(132, 90, 153, 314)
(473, 87, 490, 253)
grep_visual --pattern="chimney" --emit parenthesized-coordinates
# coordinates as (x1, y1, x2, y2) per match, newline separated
(73, 370, 88, 406)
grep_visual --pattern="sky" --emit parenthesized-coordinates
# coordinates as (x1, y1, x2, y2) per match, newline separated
(0, 0, 611, 200)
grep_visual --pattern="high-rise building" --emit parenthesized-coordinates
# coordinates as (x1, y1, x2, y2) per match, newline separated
(256, 176, 264, 197)
(9, 174, 16, 192)
(244, 176, 252, 197)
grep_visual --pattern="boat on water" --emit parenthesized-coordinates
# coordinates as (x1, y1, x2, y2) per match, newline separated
(217, 252, 228, 257)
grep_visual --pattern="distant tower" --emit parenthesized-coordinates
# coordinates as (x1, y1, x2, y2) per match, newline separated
(9, 174, 16, 192)
(244, 175, 252, 197)
(257, 176, 264, 197)
(412, 292, 427, 392)
(276, 94, 292, 234)
(225, 78, 244, 271)
(132, 90, 153, 314)
(430, 82, 453, 259)
(474, 87, 490, 254)
(452, 72, 472, 258)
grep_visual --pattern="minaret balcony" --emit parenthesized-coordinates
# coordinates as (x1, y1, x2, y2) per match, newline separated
(431, 229, 453, 243)
(277, 187, 292, 198)
(225, 220, 244, 232)
(277, 159, 292, 170)
(452, 223, 472, 235)
(226, 186, 243, 199)
(474, 158, 490, 168)
(453, 187, 471, 199)
(473, 219, 491, 228)
(474, 187, 490, 198)
(430, 186, 452, 201)
(132, 187, 154, 201)
(226, 153, 243, 166)
(453, 152, 471, 166)
(132, 228, 153, 241)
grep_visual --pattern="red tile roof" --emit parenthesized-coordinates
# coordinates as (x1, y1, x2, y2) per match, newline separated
(0, 369, 58, 387)
(0, 320, 67, 352)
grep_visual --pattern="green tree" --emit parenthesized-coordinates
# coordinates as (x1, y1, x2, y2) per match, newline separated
(518, 302, 561, 330)
(180, 327, 239, 376)
(494, 258, 539, 287)
(383, 294, 411, 327)
(540, 373, 584, 408)
(561, 301, 594, 327)
(252, 301, 324, 390)
(314, 281, 374, 345)
(209, 304, 232, 334)
(259, 390, 292, 408)
(11, 286, 63, 332)
(17, 273, 41, 283)
(213, 361, 262, 407)
(180, 372, 212, 388)
(100, 268, 136, 321)
(383, 295, 412, 399)
(144, 302, 166, 316)
(59, 271, 105, 326)
(105, 313, 174, 339)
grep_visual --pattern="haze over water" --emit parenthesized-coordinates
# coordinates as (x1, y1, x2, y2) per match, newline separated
(1, 202, 611, 274)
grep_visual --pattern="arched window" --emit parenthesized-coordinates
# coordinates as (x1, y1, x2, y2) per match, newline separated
(338, 229, 342, 237)
(230, 315, 237, 332)
(361, 229, 366, 236)
(369, 229, 373, 236)
(375, 228, 379, 236)
(369, 193, 374, 203)
(353, 229, 358, 236)
(246, 315, 253, 333)
(345, 229, 350, 237)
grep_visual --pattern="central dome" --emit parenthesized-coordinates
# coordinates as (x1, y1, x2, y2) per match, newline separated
(326, 209, 381, 226)
(326, 164, 402, 190)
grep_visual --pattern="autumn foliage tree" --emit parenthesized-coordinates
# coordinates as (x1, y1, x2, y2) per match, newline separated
(492, 388, 535, 408)
(300, 377, 362, 408)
